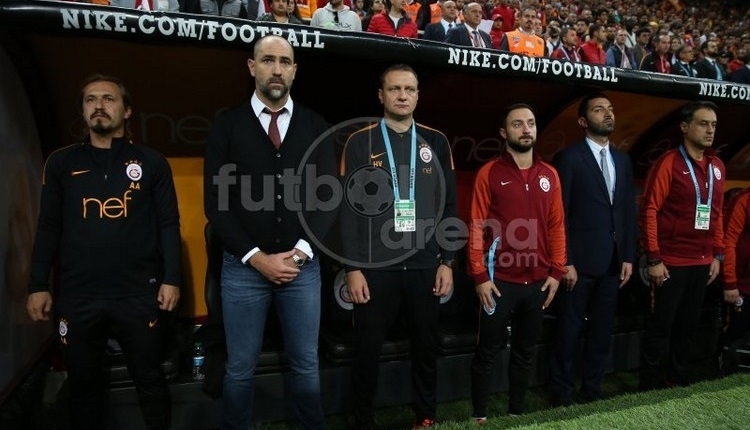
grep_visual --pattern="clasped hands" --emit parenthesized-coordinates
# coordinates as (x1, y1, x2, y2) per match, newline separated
(248, 248, 307, 285)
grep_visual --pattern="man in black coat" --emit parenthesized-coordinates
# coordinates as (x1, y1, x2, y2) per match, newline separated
(423, 0, 459, 42)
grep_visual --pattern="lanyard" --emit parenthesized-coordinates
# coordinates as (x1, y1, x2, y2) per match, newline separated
(487, 236, 501, 282)
(679, 145, 713, 207)
(380, 119, 416, 202)
(561, 47, 571, 61)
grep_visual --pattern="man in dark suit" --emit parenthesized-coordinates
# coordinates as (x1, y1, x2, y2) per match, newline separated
(730, 52, 750, 84)
(670, 44, 697, 77)
(550, 93, 636, 406)
(203, 35, 336, 430)
(445, 2, 491, 48)
(695, 40, 726, 80)
(422, 0, 459, 42)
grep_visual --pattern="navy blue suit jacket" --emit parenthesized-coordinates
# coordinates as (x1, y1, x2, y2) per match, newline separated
(730, 66, 750, 84)
(552, 140, 636, 277)
(445, 24, 492, 48)
(423, 22, 448, 42)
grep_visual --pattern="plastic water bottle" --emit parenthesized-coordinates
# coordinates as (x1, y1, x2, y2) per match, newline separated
(192, 342, 205, 381)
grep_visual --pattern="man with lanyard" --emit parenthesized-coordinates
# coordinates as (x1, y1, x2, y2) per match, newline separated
(639, 101, 725, 390)
(340, 64, 457, 429)
(551, 26, 581, 62)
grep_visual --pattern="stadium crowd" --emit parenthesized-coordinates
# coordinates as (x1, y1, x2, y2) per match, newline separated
(76, 0, 750, 83)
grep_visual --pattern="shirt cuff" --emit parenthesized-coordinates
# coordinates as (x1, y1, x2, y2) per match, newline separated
(241, 247, 261, 264)
(295, 239, 314, 259)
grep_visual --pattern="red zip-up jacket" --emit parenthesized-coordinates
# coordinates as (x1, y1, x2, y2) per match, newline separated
(467, 151, 567, 286)
(722, 188, 750, 294)
(580, 39, 606, 65)
(367, 11, 419, 38)
(639, 146, 725, 266)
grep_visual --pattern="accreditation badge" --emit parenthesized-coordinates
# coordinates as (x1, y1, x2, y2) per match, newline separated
(394, 200, 416, 232)
(695, 203, 711, 230)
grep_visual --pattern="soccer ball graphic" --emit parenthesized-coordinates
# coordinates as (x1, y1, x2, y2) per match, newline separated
(345, 165, 393, 216)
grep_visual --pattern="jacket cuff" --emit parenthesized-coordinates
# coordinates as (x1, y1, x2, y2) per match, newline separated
(472, 272, 490, 285)
(645, 251, 661, 261)
(724, 282, 738, 291)
(548, 266, 566, 282)
(162, 276, 182, 289)
(440, 250, 456, 261)
(28, 282, 50, 295)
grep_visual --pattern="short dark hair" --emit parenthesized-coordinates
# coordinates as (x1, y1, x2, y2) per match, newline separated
(380, 64, 419, 88)
(501, 103, 535, 128)
(589, 23, 605, 36)
(636, 27, 651, 37)
(577, 92, 610, 119)
(681, 101, 718, 123)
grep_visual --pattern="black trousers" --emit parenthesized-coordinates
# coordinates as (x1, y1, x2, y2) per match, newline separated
(56, 294, 170, 430)
(639, 265, 709, 389)
(351, 268, 440, 428)
(550, 271, 620, 403)
(471, 280, 545, 416)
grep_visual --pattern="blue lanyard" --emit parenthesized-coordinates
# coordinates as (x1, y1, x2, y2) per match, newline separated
(487, 236, 501, 282)
(380, 119, 416, 202)
(679, 145, 713, 207)
(561, 47, 571, 61)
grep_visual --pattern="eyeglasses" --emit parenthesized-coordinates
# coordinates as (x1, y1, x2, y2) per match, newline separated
(333, 11, 339, 24)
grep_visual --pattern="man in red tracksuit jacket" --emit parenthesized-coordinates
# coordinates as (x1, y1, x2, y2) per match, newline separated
(468, 103, 566, 423)
(639, 100, 725, 390)
(719, 187, 750, 371)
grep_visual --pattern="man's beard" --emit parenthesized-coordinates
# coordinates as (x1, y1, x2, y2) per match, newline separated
(588, 120, 615, 137)
(260, 83, 289, 102)
(507, 137, 535, 153)
(90, 120, 118, 135)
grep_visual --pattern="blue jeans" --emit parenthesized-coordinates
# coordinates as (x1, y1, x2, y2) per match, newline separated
(220, 252, 324, 430)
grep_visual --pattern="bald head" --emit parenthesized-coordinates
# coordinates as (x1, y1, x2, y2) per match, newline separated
(463, 2, 483, 27)
(253, 35, 294, 62)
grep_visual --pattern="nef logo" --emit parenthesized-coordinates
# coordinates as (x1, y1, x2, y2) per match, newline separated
(82, 190, 132, 219)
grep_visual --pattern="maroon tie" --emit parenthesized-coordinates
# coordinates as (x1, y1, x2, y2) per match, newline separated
(264, 107, 285, 149)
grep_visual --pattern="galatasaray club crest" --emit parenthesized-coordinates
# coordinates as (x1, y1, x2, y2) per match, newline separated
(126, 160, 143, 182)
(539, 176, 551, 192)
(713, 166, 722, 181)
(419, 146, 433, 163)
(59, 319, 69, 344)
